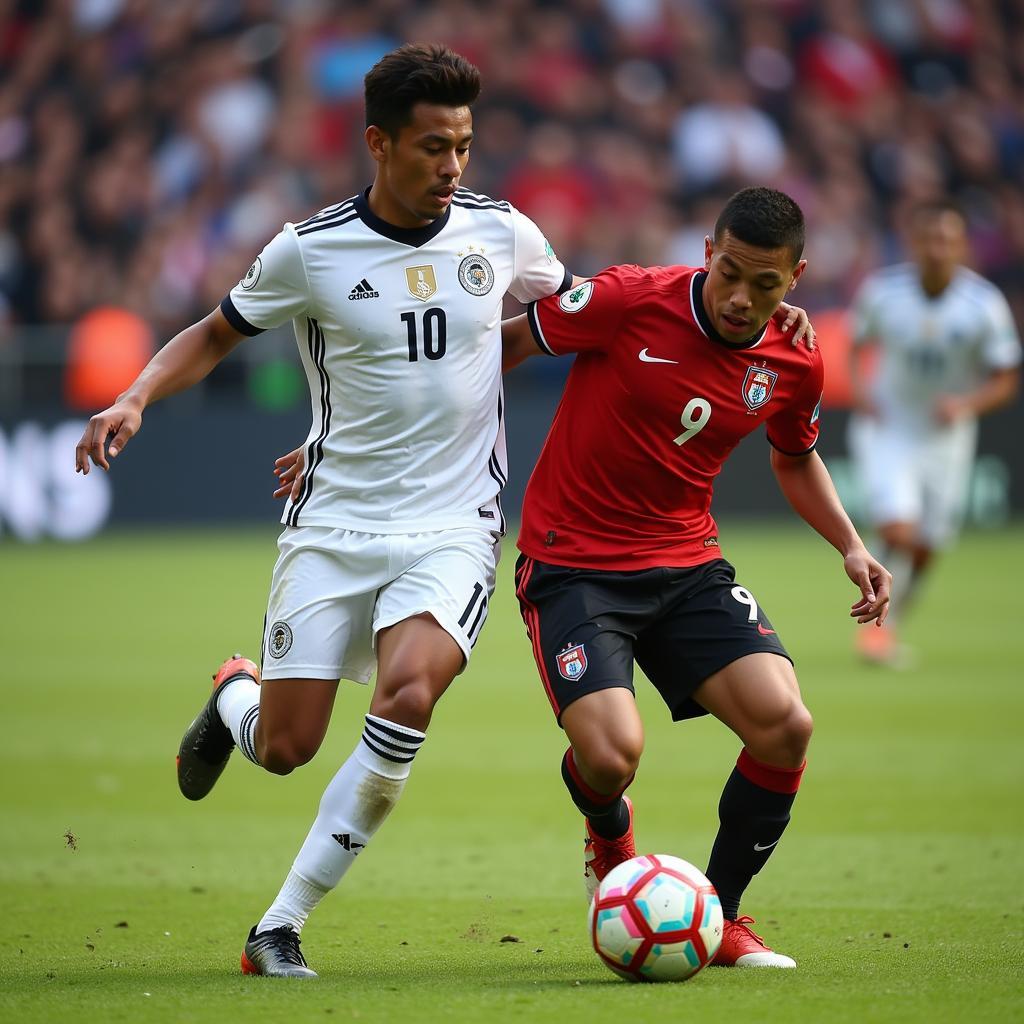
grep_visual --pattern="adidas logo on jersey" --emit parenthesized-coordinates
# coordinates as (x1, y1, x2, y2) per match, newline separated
(348, 279, 379, 300)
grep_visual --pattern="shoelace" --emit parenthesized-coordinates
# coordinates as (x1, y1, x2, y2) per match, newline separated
(262, 927, 307, 965)
(728, 916, 767, 946)
(590, 829, 634, 868)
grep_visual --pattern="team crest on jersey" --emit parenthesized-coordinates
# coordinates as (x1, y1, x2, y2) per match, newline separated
(556, 643, 588, 681)
(406, 265, 437, 301)
(268, 621, 293, 659)
(742, 365, 779, 411)
(559, 280, 593, 313)
(458, 253, 494, 295)
(240, 256, 262, 291)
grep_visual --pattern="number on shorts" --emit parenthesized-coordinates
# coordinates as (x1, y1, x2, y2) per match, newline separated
(674, 398, 711, 446)
(731, 585, 758, 623)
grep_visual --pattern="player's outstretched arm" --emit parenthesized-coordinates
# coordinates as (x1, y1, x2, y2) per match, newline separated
(774, 302, 815, 349)
(933, 366, 1019, 425)
(501, 312, 542, 373)
(770, 448, 892, 625)
(501, 276, 587, 373)
(75, 307, 247, 474)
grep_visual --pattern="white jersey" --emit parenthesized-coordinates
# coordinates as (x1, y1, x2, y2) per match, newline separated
(851, 263, 1021, 437)
(223, 188, 569, 534)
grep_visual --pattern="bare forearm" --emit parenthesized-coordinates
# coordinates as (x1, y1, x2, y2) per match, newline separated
(771, 449, 865, 557)
(501, 313, 537, 373)
(121, 309, 244, 409)
(964, 368, 1019, 417)
(501, 277, 585, 373)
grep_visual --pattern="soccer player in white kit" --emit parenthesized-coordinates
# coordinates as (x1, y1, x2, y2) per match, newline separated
(74, 45, 572, 977)
(848, 200, 1020, 665)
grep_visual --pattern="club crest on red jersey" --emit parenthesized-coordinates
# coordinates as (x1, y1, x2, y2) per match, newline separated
(556, 643, 588, 681)
(742, 365, 779, 411)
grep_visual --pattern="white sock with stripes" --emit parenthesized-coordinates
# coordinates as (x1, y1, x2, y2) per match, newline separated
(257, 714, 425, 934)
(216, 677, 262, 766)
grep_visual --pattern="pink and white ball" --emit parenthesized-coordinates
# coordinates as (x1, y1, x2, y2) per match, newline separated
(588, 854, 723, 982)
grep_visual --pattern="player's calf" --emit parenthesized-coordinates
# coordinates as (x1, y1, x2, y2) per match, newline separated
(560, 748, 638, 899)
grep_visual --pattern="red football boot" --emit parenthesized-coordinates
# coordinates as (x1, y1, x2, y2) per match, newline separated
(583, 796, 636, 901)
(712, 915, 796, 968)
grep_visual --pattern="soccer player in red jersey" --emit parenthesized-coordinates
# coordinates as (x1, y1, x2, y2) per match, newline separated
(504, 187, 892, 968)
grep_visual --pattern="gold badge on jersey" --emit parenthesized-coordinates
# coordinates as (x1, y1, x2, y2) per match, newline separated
(406, 265, 437, 301)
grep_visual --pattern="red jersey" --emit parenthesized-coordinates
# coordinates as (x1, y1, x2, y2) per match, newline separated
(518, 264, 825, 570)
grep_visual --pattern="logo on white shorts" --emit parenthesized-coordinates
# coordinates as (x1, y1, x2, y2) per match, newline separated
(556, 643, 588, 681)
(268, 621, 293, 659)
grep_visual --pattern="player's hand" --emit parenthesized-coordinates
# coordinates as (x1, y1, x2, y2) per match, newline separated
(844, 547, 892, 626)
(273, 446, 306, 500)
(933, 393, 970, 426)
(75, 400, 143, 474)
(776, 302, 815, 350)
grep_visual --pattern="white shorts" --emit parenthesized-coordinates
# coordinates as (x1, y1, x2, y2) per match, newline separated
(848, 415, 977, 548)
(260, 525, 500, 683)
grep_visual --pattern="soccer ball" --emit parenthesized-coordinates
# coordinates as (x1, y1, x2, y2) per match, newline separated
(588, 854, 723, 982)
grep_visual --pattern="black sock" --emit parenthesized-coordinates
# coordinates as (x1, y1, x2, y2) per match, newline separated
(561, 748, 632, 840)
(705, 748, 804, 920)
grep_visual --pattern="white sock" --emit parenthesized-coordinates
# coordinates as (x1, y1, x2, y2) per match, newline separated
(216, 676, 262, 766)
(257, 714, 426, 934)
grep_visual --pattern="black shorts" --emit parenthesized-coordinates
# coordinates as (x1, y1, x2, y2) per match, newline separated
(514, 555, 791, 723)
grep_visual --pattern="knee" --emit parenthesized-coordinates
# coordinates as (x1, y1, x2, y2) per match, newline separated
(772, 704, 813, 766)
(372, 676, 440, 732)
(578, 734, 644, 794)
(258, 733, 322, 775)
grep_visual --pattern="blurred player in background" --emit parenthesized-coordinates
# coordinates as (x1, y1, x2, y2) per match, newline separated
(848, 200, 1021, 666)
(504, 187, 890, 968)
(75, 44, 574, 979)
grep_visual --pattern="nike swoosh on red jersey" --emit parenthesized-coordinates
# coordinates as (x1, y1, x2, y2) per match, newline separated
(757, 623, 776, 635)
(638, 348, 678, 364)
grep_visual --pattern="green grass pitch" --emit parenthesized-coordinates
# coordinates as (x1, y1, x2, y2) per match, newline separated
(2, 523, 1022, 1023)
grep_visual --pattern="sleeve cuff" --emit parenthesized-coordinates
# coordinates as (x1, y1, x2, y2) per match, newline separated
(767, 435, 818, 457)
(526, 301, 558, 356)
(220, 295, 265, 337)
(556, 267, 573, 294)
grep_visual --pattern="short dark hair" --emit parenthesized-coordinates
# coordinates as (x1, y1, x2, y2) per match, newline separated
(364, 44, 481, 138)
(714, 187, 805, 263)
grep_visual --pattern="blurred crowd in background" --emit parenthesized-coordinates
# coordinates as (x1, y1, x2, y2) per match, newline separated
(1, 0, 1023, 352)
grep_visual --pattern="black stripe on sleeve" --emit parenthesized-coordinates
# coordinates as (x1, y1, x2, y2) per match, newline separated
(451, 198, 510, 213)
(766, 435, 818, 457)
(296, 212, 360, 237)
(556, 267, 573, 294)
(220, 295, 264, 336)
(526, 302, 557, 356)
